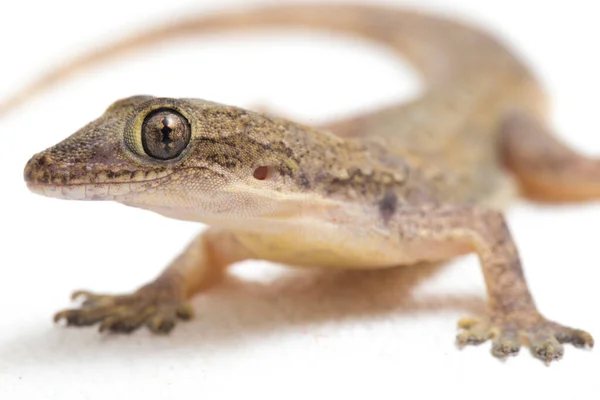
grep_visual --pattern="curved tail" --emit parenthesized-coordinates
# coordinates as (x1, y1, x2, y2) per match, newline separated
(0, 3, 525, 116)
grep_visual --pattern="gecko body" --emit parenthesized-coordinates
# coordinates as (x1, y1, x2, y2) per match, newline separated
(15, 4, 599, 363)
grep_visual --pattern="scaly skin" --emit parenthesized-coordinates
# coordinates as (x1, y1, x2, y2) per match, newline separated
(12, 4, 600, 363)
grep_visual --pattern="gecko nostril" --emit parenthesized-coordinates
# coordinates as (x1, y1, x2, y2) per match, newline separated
(24, 154, 53, 184)
(35, 154, 54, 168)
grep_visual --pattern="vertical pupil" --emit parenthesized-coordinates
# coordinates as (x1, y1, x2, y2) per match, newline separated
(160, 117, 173, 149)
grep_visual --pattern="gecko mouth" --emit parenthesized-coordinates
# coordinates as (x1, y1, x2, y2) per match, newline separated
(26, 175, 173, 200)
(28, 181, 145, 200)
(23, 151, 176, 200)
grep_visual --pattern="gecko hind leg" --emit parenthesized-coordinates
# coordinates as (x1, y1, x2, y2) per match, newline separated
(54, 229, 251, 334)
(393, 206, 593, 362)
(500, 111, 600, 202)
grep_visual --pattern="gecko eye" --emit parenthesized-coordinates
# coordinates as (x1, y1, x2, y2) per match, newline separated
(141, 109, 191, 160)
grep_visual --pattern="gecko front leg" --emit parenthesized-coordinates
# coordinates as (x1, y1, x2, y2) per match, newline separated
(54, 228, 252, 334)
(394, 206, 593, 362)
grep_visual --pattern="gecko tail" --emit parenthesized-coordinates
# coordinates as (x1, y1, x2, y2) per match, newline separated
(0, 3, 523, 118)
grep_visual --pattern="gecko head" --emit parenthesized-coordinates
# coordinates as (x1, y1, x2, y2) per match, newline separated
(24, 96, 321, 223)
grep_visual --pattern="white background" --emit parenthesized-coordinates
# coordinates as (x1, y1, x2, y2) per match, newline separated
(1, 0, 599, 398)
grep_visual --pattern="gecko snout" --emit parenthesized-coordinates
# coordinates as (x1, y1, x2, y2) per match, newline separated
(23, 153, 91, 200)
(24, 153, 59, 185)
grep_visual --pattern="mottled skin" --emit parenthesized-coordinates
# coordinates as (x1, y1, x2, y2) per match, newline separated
(12, 4, 600, 363)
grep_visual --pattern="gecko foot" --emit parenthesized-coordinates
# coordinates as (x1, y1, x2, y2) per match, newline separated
(54, 284, 194, 334)
(456, 313, 593, 363)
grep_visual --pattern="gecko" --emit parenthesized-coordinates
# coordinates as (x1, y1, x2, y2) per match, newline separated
(12, 4, 598, 363)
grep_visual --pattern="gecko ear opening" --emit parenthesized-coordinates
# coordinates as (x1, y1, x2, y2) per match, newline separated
(253, 166, 273, 180)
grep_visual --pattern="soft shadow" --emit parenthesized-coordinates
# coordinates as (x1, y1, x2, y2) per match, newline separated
(1, 262, 485, 365)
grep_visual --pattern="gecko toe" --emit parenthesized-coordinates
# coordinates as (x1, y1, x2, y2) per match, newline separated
(175, 303, 195, 320)
(491, 331, 521, 358)
(54, 305, 127, 327)
(530, 334, 564, 364)
(552, 325, 594, 348)
(97, 306, 156, 333)
(99, 316, 140, 334)
(147, 315, 177, 334)
(54, 309, 98, 326)
(456, 318, 491, 347)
